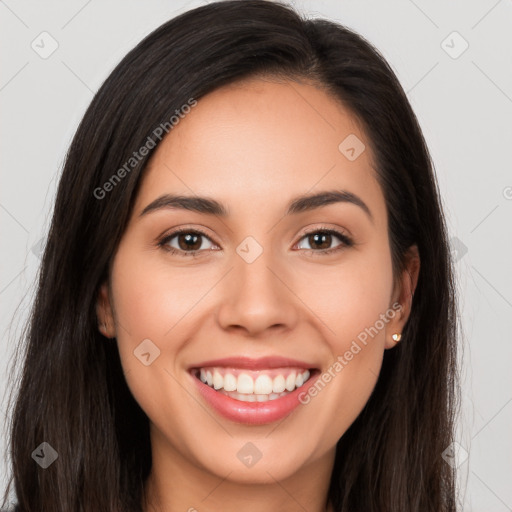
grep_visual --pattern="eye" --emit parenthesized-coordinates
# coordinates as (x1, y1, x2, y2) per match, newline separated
(295, 228, 353, 255)
(158, 228, 217, 257)
(158, 226, 353, 258)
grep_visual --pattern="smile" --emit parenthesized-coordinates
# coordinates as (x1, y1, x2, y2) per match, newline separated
(193, 366, 312, 402)
(188, 356, 320, 425)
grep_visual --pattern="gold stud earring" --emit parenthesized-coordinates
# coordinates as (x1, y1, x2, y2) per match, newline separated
(392, 333, 402, 342)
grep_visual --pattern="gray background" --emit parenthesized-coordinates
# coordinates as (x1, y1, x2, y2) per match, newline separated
(1, 0, 511, 509)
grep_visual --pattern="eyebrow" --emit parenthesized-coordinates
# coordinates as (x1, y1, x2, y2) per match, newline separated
(139, 189, 373, 222)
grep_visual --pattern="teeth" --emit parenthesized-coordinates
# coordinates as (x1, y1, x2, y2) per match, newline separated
(285, 373, 296, 392)
(212, 370, 223, 390)
(272, 375, 286, 393)
(196, 367, 312, 397)
(237, 373, 254, 394)
(218, 390, 290, 402)
(223, 373, 237, 392)
(254, 374, 273, 394)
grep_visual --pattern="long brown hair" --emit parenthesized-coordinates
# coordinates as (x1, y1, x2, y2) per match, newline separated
(2, 1, 458, 510)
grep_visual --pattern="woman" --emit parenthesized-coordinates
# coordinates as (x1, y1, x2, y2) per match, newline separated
(1, 1, 458, 510)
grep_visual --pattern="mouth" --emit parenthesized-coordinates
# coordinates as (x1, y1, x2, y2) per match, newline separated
(188, 357, 320, 425)
(191, 366, 313, 402)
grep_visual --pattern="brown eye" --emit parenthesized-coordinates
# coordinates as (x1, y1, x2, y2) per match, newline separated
(306, 232, 334, 250)
(159, 229, 216, 256)
(296, 229, 353, 254)
(175, 232, 203, 251)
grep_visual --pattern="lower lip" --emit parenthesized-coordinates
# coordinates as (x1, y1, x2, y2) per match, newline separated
(190, 371, 319, 425)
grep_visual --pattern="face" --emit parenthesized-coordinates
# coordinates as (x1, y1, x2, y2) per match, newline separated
(97, 77, 417, 488)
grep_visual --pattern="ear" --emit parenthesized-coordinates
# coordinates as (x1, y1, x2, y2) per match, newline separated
(385, 245, 420, 349)
(96, 281, 116, 339)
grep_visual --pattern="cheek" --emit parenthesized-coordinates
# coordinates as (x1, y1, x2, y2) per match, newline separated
(333, 265, 392, 348)
(296, 246, 394, 351)
(108, 254, 202, 432)
(110, 250, 213, 344)
(292, 246, 393, 435)
(108, 248, 229, 415)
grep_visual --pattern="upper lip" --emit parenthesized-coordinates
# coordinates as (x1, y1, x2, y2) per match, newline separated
(189, 356, 317, 371)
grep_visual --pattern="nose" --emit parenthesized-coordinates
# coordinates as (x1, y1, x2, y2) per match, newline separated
(216, 247, 299, 337)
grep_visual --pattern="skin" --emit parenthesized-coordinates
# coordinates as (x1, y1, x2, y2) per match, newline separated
(97, 77, 420, 512)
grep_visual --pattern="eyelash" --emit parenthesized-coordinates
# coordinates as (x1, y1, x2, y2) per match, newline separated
(157, 226, 354, 258)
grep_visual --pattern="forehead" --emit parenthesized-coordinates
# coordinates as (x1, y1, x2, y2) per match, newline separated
(134, 77, 384, 220)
